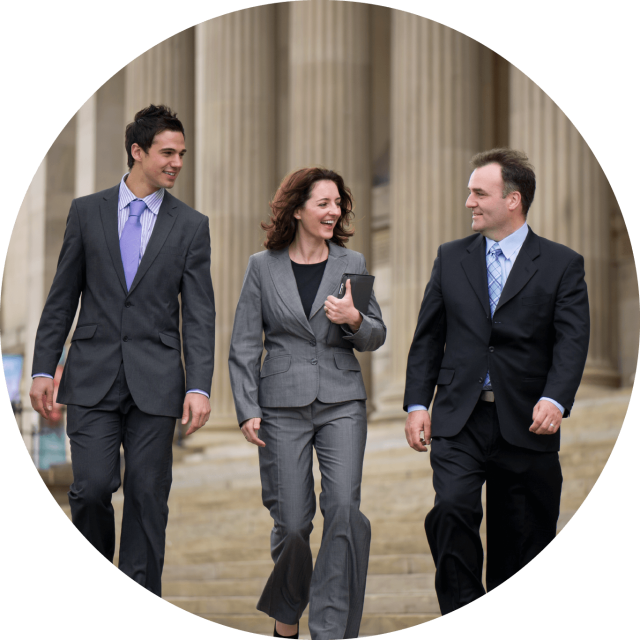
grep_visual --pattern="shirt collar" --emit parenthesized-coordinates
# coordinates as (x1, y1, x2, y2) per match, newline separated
(118, 173, 164, 215)
(485, 222, 529, 260)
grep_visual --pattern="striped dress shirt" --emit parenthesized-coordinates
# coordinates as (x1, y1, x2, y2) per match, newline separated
(118, 172, 164, 259)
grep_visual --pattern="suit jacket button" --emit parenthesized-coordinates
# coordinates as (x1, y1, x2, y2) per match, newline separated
(125, 302, 132, 308)
(123, 336, 129, 342)
(311, 359, 318, 365)
(310, 340, 316, 346)
(489, 346, 494, 352)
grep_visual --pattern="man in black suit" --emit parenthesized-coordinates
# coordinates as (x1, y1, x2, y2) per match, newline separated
(404, 149, 589, 614)
(29, 105, 216, 596)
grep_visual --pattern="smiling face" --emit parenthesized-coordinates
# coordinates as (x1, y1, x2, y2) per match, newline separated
(293, 179, 342, 244)
(466, 162, 524, 241)
(130, 129, 186, 193)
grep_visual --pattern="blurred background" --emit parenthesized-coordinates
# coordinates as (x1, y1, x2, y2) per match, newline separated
(1, 2, 637, 635)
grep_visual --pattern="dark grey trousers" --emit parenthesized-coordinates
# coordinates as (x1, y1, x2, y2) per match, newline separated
(66, 362, 176, 596)
(426, 400, 562, 614)
(256, 399, 370, 640)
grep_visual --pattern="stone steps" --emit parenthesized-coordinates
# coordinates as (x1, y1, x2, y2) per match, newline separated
(162, 554, 435, 582)
(165, 591, 440, 616)
(42, 385, 629, 636)
(201, 613, 439, 637)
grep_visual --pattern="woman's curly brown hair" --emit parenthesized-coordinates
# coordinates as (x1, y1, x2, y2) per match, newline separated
(262, 168, 355, 250)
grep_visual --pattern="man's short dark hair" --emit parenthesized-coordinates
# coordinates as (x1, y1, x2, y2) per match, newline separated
(124, 105, 185, 169)
(471, 148, 536, 215)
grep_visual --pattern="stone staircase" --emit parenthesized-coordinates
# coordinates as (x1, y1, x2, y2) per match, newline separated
(47, 384, 631, 637)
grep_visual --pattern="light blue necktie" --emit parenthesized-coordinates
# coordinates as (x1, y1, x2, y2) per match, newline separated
(120, 199, 145, 290)
(484, 244, 503, 389)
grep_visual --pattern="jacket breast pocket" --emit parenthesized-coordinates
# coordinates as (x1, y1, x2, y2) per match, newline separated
(159, 245, 185, 257)
(72, 324, 98, 341)
(522, 294, 551, 306)
(334, 352, 361, 371)
(260, 355, 291, 378)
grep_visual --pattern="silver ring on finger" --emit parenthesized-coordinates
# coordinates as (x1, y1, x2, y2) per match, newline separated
(550, 423, 554, 428)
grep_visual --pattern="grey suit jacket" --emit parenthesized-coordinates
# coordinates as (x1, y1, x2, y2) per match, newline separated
(228, 242, 386, 425)
(32, 185, 216, 418)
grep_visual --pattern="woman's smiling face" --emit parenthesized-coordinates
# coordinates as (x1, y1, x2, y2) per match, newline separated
(294, 180, 342, 243)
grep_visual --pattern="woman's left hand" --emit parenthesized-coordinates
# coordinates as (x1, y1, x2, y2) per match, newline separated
(324, 279, 363, 332)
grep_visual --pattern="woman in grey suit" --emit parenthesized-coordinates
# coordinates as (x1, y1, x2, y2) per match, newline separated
(229, 168, 386, 640)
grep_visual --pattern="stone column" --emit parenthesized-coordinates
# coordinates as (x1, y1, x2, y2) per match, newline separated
(76, 70, 126, 197)
(125, 29, 195, 207)
(612, 205, 639, 387)
(510, 68, 619, 386)
(289, 0, 373, 395)
(196, 7, 277, 429)
(374, 14, 490, 422)
(16, 118, 76, 459)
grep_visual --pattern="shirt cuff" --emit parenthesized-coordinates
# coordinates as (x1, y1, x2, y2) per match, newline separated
(187, 389, 210, 398)
(408, 404, 428, 413)
(539, 397, 564, 415)
(33, 373, 53, 379)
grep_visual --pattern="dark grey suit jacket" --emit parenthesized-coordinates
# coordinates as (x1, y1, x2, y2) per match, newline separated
(404, 228, 590, 452)
(229, 242, 386, 425)
(32, 185, 216, 418)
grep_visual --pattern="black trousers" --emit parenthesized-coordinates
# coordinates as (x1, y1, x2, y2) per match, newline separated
(66, 362, 177, 596)
(425, 400, 562, 614)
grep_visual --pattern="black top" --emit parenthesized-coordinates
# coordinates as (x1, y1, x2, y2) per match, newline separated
(291, 259, 328, 319)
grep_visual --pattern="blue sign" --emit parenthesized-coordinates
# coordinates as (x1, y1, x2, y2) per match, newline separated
(2, 354, 23, 404)
(38, 428, 66, 470)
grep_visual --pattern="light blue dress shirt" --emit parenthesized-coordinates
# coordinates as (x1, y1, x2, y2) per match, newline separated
(34, 174, 208, 399)
(408, 223, 564, 415)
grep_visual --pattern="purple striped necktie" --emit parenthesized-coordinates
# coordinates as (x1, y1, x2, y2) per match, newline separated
(120, 199, 146, 290)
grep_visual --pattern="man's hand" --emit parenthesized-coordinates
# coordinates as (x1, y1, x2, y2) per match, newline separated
(325, 279, 362, 332)
(29, 377, 55, 420)
(182, 393, 211, 436)
(529, 399, 562, 435)
(240, 417, 265, 447)
(405, 409, 431, 452)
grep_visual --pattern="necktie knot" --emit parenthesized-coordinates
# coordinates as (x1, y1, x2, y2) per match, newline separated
(490, 244, 502, 258)
(129, 199, 145, 219)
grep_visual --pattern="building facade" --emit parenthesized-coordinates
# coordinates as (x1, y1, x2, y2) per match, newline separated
(2, 2, 637, 454)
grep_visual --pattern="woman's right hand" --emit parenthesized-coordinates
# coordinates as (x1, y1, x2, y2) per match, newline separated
(241, 417, 265, 447)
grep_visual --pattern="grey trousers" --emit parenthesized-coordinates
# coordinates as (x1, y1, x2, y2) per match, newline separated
(256, 399, 370, 640)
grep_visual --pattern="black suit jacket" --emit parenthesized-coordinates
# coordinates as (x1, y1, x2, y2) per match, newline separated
(32, 185, 216, 418)
(404, 228, 589, 452)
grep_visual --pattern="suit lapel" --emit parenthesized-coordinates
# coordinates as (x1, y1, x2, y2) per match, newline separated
(128, 192, 179, 296)
(495, 227, 540, 313)
(461, 233, 491, 318)
(99, 186, 128, 295)
(267, 248, 314, 336)
(308, 243, 348, 320)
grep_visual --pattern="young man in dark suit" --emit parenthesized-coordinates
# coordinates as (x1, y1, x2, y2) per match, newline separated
(29, 105, 216, 596)
(404, 149, 590, 613)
